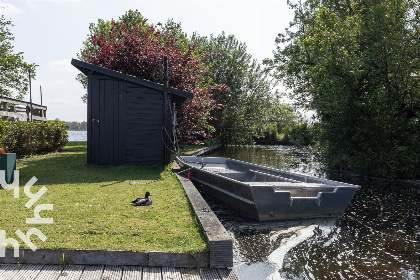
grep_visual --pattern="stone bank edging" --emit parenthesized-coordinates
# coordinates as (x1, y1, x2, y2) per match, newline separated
(0, 248, 207, 267)
(173, 161, 233, 269)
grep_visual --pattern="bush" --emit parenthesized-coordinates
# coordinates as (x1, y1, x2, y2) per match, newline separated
(255, 126, 280, 144)
(203, 136, 221, 147)
(287, 122, 314, 147)
(0, 120, 68, 157)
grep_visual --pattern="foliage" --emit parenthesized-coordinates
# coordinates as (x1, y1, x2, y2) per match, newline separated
(192, 32, 294, 144)
(255, 101, 302, 144)
(286, 122, 315, 147)
(66, 121, 87, 131)
(78, 10, 228, 144)
(0, 120, 68, 157)
(76, 9, 149, 95)
(0, 14, 37, 99)
(269, 0, 420, 178)
(176, 83, 229, 144)
(202, 136, 221, 147)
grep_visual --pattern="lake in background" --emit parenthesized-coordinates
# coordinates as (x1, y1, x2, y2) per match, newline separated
(208, 145, 420, 280)
(68, 130, 87, 141)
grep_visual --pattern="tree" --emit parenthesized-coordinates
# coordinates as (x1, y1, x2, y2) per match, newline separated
(77, 10, 150, 101)
(66, 121, 87, 131)
(77, 10, 228, 144)
(193, 32, 290, 144)
(269, 0, 420, 178)
(0, 14, 37, 99)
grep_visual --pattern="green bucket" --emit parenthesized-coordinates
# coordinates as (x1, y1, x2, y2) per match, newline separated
(0, 153, 16, 186)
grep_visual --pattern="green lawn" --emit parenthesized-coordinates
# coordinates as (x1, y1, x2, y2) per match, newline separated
(0, 142, 207, 253)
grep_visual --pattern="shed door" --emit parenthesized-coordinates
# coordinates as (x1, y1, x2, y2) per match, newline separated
(87, 74, 125, 165)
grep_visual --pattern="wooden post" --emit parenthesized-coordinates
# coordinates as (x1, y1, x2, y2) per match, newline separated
(1, 102, 6, 121)
(29, 69, 33, 121)
(26, 105, 30, 122)
(163, 56, 169, 164)
(40, 85, 43, 106)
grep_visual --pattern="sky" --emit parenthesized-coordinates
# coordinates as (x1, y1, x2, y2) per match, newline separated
(1, 0, 294, 122)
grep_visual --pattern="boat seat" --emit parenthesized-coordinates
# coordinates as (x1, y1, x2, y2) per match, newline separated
(245, 181, 298, 187)
(272, 182, 334, 189)
(203, 167, 246, 181)
(248, 169, 301, 183)
(202, 163, 228, 168)
(246, 181, 335, 189)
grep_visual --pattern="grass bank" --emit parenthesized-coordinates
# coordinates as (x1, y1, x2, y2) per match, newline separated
(0, 142, 207, 253)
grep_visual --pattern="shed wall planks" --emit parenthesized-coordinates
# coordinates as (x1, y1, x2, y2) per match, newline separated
(99, 79, 106, 164)
(93, 77, 101, 164)
(104, 79, 114, 165)
(118, 81, 127, 165)
(124, 83, 165, 164)
(113, 80, 119, 165)
(87, 75, 93, 164)
(84, 69, 182, 165)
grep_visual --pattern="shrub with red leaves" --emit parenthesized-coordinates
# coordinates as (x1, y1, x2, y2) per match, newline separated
(177, 83, 230, 144)
(82, 19, 228, 144)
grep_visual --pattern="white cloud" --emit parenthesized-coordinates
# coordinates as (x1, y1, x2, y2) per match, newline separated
(49, 59, 77, 73)
(0, 3, 25, 17)
(25, 0, 82, 11)
(29, 0, 82, 2)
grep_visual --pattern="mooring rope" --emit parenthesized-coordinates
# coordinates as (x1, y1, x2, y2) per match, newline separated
(129, 167, 193, 185)
(129, 104, 203, 187)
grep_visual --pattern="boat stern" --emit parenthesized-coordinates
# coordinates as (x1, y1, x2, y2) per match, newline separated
(250, 184, 359, 221)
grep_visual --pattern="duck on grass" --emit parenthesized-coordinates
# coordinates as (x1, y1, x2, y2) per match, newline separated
(130, 191, 152, 206)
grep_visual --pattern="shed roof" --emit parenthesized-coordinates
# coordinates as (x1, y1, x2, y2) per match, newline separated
(71, 59, 194, 99)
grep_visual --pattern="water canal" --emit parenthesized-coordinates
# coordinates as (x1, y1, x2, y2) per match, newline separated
(207, 146, 420, 280)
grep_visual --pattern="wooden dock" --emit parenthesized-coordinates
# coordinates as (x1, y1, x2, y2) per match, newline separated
(0, 264, 238, 280)
(0, 96, 47, 122)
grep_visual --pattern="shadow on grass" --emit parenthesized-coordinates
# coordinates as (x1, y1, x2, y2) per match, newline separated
(14, 142, 167, 186)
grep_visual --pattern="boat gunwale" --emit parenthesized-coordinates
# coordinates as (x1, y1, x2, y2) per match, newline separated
(177, 155, 360, 189)
(177, 156, 250, 186)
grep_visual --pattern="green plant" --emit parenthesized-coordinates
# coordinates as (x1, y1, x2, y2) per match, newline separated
(203, 136, 221, 147)
(269, 0, 420, 178)
(78, 10, 229, 144)
(288, 122, 314, 147)
(193, 32, 286, 145)
(60, 253, 72, 267)
(0, 15, 37, 99)
(0, 120, 68, 157)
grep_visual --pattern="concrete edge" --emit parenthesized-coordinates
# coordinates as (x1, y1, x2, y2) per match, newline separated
(0, 248, 208, 267)
(173, 162, 233, 268)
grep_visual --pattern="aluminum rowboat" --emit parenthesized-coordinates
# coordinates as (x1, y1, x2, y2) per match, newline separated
(176, 155, 360, 221)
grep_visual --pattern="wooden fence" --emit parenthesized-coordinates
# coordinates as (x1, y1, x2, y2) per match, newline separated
(0, 96, 47, 122)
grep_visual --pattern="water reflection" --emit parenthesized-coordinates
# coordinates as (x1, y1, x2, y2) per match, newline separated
(212, 145, 323, 178)
(205, 145, 420, 280)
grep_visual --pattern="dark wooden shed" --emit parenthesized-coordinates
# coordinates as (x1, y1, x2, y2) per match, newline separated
(71, 59, 193, 165)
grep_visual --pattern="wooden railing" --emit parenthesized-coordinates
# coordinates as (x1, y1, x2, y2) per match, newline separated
(0, 96, 47, 122)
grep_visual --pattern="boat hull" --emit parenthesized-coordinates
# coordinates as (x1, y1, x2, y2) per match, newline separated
(177, 156, 360, 221)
